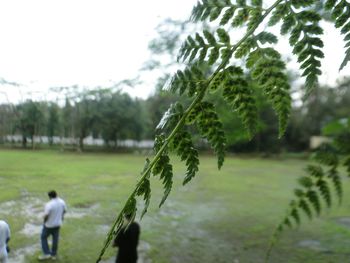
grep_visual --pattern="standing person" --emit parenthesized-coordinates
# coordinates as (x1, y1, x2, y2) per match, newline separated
(0, 220, 10, 263)
(113, 213, 140, 263)
(38, 190, 66, 261)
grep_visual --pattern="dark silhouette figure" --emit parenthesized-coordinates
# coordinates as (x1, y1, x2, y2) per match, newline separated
(113, 214, 140, 263)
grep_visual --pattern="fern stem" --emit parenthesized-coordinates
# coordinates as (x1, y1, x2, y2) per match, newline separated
(265, 225, 282, 263)
(96, 0, 284, 262)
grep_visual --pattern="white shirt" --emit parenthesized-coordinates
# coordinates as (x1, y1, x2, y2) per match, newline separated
(0, 220, 10, 259)
(44, 197, 67, 228)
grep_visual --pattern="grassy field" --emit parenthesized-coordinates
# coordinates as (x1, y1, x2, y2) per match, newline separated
(0, 149, 350, 263)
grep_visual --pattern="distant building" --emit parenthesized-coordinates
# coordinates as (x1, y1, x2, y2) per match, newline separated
(309, 136, 332, 149)
(3, 135, 154, 149)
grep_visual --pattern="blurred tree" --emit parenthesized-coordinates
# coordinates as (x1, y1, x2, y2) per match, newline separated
(98, 91, 143, 148)
(75, 94, 97, 151)
(0, 104, 16, 144)
(15, 100, 44, 149)
(47, 102, 61, 146)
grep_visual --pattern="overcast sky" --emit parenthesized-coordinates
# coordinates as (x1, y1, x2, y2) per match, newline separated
(0, 0, 348, 104)
(0, 0, 196, 103)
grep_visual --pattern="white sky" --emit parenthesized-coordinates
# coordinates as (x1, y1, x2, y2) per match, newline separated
(0, 0, 349, 104)
(0, 0, 197, 103)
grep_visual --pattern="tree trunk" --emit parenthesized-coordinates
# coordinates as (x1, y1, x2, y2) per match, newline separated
(78, 136, 84, 152)
(31, 135, 35, 149)
(22, 135, 27, 148)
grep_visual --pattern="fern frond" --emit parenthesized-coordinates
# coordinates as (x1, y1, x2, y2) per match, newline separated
(251, 0, 262, 6)
(290, 208, 301, 225)
(313, 143, 339, 167)
(222, 66, 257, 137)
(247, 47, 291, 136)
(345, 156, 350, 177)
(136, 178, 151, 218)
(255, 31, 278, 44)
(169, 65, 206, 96)
(324, 0, 350, 70)
(290, 0, 317, 8)
(298, 176, 314, 188)
(299, 199, 313, 220)
(209, 47, 220, 65)
(283, 217, 293, 229)
(208, 71, 226, 91)
(269, 2, 324, 92)
(191, 0, 264, 30)
(124, 196, 137, 218)
(305, 164, 324, 178)
(268, 3, 289, 26)
(328, 167, 343, 203)
(217, 28, 231, 44)
(232, 8, 250, 27)
(158, 161, 173, 207)
(191, 0, 232, 22)
(172, 130, 200, 185)
(247, 7, 263, 30)
(306, 190, 321, 215)
(178, 29, 233, 65)
(196, 101, 226, 169)
(136, 158, 151, 219)
(152, 135, 174, 208)
(220, 6, 237, 25)
(234, 37, 256, 59)
(156, 103, 184, 131)
(316, 179, 332, 207)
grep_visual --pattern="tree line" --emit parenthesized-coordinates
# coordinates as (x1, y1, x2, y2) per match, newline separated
(0, 76, 349, 153)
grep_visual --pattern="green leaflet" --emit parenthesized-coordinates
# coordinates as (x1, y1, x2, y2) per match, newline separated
(136, 178, 151, 218)
(171, 129, 200, 185)
(345, 156, 350, 176)
(247, 47, 291, 137)
(306, 164, 324, 178)
(152, 135, 174, 208)
(178, 29, 232, 65)
(306, 190, 321, 216)
(191, 0, 230, 22)
(195, 101, 226, 169)
(316, 179, 332, 207)
(191, 0, 263, 29)
(329, 168, 343, 204)
(272, 141, 345, 252)
(124, 196, 137, 220)
(168, 65, 206, 97)
(313, 144, 339, 166)
(222, 67, 258, 137)
(217, 28, 231, 44)
(209, 71, 226, 91)
(136, 158, 151, 219)
(269, 2, 324, 93)
(220, 6, 237, 25)
(299, 199, 313, 220)
(326, 0, 350, 70)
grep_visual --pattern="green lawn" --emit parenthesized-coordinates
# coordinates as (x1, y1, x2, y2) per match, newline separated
(0, 149, 350, 263)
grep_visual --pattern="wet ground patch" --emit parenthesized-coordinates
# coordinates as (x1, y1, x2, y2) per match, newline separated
(334, 217, 350, 228)
(66, 203, 100, 219)
(297, 239, 325, 251)
(8, 244, 39, 263)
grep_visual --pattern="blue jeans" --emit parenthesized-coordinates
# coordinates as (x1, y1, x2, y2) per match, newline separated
(41, 226, 60, 256)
